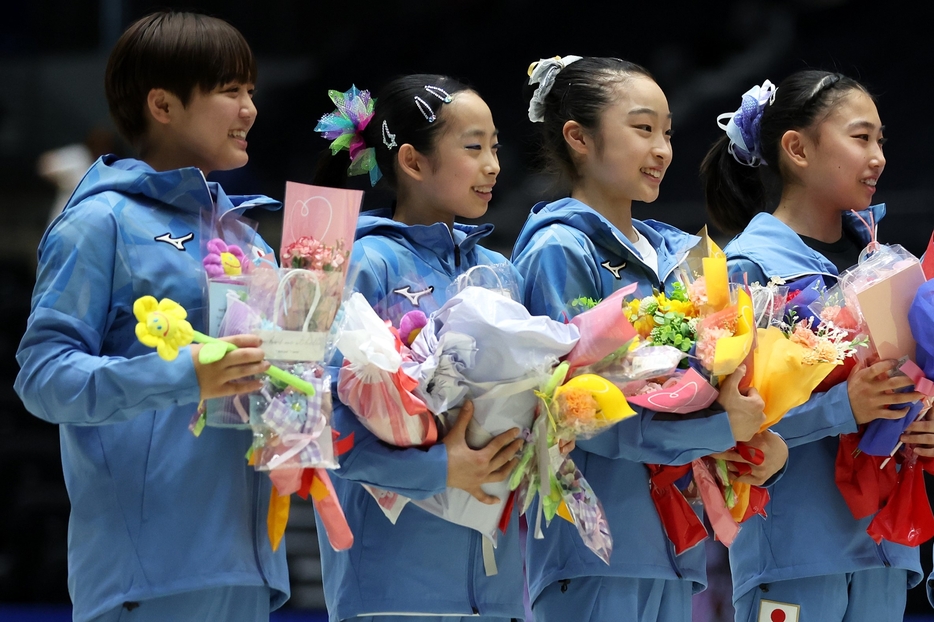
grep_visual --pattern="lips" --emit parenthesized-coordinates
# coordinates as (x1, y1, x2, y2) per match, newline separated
(640, 167, 663, 182)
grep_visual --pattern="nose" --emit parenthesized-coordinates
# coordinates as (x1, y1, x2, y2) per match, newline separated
(484, 150, 500, 178)
(654, 138, 672, 165)
(240, 95, 257, 123)
(871, 143, 885, 171)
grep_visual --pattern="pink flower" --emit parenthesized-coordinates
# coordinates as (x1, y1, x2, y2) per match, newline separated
(687, 277, 708, 307)
(789, 323, 819, 349)
(696, 326, 732, 370)
(820, 305, 841, 324)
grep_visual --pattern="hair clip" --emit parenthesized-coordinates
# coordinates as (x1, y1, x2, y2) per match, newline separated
(414, 96, 437, 122)
(424, 85, 453, 103)
(381, 120, 397, 150)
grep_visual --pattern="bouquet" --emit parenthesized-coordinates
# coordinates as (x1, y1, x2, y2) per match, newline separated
(336, 274, 580, 551)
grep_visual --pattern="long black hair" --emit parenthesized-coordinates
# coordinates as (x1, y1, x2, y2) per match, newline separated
(313, 74, 472, 190)
(700, 70, 872, 234)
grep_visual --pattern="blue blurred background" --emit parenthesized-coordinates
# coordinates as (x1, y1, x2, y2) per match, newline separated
(1, 0, 932, 620)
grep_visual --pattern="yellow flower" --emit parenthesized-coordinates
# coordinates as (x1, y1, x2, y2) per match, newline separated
(133, 296, 195, 361)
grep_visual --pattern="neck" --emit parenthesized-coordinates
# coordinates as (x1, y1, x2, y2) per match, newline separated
(140, 142, 210, 177)
(772, 185, 844, 243)
(571, 178, 636, 242)
(393, 186, 454, 230)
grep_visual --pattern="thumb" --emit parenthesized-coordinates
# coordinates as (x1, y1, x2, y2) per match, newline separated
(721, 365, 746, 393)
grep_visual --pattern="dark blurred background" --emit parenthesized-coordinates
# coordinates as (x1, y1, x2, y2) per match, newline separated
(2, 1, 932, 620)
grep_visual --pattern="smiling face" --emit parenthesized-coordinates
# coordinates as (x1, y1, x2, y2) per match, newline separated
(800, 89, 886, 212)
(165, 81, 257, 175)
(580, 76, 673, 205)
(416, 91, 501, 221)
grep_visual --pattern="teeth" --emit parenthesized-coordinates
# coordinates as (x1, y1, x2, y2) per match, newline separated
(229, 130, 247, 139)
(641, 168, 661, 179)
(473, 187, 493, 193)
(861, 178, 877, 186)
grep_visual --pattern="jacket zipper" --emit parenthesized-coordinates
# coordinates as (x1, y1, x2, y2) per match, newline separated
(252, 472, 271, 585)
(466, 531, 480, 614)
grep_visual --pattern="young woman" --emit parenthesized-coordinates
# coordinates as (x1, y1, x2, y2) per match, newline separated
(512, 55, 786, 622)
(701, 69, 925, 622)
(313, 75, 525, 622)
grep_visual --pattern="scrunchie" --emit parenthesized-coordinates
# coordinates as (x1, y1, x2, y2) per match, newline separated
(527, 55, 583, 123)
(716, 80, 777, 167)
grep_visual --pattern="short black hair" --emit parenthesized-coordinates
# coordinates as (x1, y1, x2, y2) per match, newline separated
(105, 11, 257, 147)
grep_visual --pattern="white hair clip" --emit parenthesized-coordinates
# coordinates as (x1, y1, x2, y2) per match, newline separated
(527, 55, 583, 123)
(381, 119, 397, 150)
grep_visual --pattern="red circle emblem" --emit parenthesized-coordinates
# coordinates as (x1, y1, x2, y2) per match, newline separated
(770, 610, 787, 622)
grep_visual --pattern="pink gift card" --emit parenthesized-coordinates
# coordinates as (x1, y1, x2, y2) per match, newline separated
(855, 260, 925, 361)
(625, 368, 719, 414)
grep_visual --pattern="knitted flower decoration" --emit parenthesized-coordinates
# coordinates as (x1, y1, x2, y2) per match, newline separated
(203, 238, 246, 278)
(133, 296, 194, 361)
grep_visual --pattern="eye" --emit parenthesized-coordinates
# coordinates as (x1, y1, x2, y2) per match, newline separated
(634, 125, 652, 132)
(465, 144, 482, 150)
(878, 136, 887, 146)
(665, 128, 675, 138)
(853, 134, 870, 141)
(492, 142, 502, 151)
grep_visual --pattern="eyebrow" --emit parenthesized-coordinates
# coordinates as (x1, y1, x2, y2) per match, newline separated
(628, 107, 673, 119)
(462, 128, 499, 139)
(848, 120, 884, 132)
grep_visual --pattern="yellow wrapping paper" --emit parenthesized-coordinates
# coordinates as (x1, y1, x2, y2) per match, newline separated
(711, 288, 755, 377)
(267, 486, 291, 552)
(728, 326, 839, 521)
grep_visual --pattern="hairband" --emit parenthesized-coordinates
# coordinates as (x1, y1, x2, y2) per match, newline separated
(716, 80, 777, 167)
(314, 85, 382, 186)
(527, 55, 583, 123)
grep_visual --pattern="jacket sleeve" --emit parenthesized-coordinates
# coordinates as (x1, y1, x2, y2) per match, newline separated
(770, 382, 857, 447)
(515, 225, 737, 463)
(578, 406, 736, 464)
(14, 201, 201, 426)
(327, 242, 449, 499)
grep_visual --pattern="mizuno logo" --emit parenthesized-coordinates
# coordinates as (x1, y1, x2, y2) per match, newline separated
(393, 285, 434, 306)
(601, 260, 627, 279)
(155, 232, 194, 251)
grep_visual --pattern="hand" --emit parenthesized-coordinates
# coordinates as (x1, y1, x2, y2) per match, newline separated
(711, 431, 788, 486)
(899, 400, 934, 457)
(848, 360, 926, 425)
(443, 400, 523, 504)
(558, 439, 576, 455)
(192, 334, 270, 400)
(716, 365, 766, 443)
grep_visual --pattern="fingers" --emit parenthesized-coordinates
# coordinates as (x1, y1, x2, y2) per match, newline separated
(219, 346, 266, 367)
(222, 333, 264, 348)
(902, 432, 934, 447)
(211, 377, 266, 399)
(488, 438, 523, 473)
(860, 359, 899, 379)
(720, 365, 746, 393)
(469, 488, 500, 505)
(709, 450, 744, 462)
(220, 360, 272, 384)
(447, 401, 474, 437)
(487, 457, 520, 482)
(482, 427, 521, 457)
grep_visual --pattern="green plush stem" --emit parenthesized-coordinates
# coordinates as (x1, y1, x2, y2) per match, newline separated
(191, 331, 316, 396)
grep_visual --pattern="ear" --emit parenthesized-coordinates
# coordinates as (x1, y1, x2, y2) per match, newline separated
(562, 120, 590, 156)
(396, 144, 428, 182)
(146, 88, 174, 126)
(779, 129, 809, 170)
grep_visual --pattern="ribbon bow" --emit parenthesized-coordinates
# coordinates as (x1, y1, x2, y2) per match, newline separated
(527, 55, 583, 123)
(716, 80, 777, 167)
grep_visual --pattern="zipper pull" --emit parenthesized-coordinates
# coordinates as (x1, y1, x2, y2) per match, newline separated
(454, 244, 461, 268)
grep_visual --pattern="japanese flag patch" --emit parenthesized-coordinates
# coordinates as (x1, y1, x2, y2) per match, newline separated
(758, 599, 800, 622)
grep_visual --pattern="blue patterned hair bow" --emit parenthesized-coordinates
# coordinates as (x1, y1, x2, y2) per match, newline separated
(717, 80, 777, 167)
